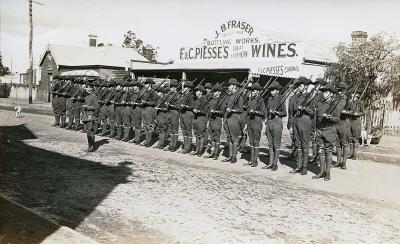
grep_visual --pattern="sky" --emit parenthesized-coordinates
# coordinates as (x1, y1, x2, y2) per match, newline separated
(1, 0, 400, 73)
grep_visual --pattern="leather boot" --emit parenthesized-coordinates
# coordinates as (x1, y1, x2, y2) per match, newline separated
(301, 148, 309, 175)
(123, 127, 130, 142)
(165, 134, 174, 151)
(213, 143, 220, 160)
(334, 146, 342, 167)
(109, 124, 115, 138)
(53, 115, 60, 127)
(190, 136, 200, 155)
(325, 149, 332, 181)
(239, 134, 247, 153)
(134, 129, 141, 144)
(244, 146, 254, 166)
(230, 141, 238, 163)
(140, 131, 148, 146)
(74, 119, 80, 131)
(197, 137, 205, 156)
(290, 149, 303, 173)
(172, 134, 178, 151)
(251, 147, 259, 167)
(313, 149, 326, 179)
(66, 116, 73, 129)
(115, 126, 123, 140)
(204, 142, 215, 158)
(100, 123, 107, 136)
(181, 136, 188, 153)
(271, 149, 280, 171)
(185, 137, 192, 153)
(310, 142, 318, 163)
(349, 142, 354, 158)
(146, 131, 154, 147)
(262, 148, 274, 169)
(93, 121, 99, 134)
(341, 146, 348, 169)
(222, 142, 233, 162)
(352, 143, 358, 160)
(60, 116, 66, 128)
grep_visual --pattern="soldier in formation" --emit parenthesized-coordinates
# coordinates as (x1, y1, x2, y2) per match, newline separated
(50, 74, 364, 181)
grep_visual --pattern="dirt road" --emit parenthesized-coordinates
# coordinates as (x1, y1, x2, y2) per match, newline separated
(1, 110, 399, 243)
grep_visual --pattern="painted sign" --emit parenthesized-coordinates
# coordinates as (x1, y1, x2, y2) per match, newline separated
(178, 19, 303, 77)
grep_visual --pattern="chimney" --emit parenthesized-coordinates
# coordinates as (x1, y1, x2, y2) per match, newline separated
(351, 31, 368, 44)
(88, 34, 98, 47)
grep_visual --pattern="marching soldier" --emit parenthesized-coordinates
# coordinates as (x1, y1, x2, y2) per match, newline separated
(154, 86, 170, 149)
(128, 80, 144, 144)
(333, 82, 351, 169)
(82, 81, 99, 152)
(222, 78, 243, 164)
(140, 78, 159, 147)
(289, 77, 313, 175)
(179, 80, 195, 154)
(346, 88, 364, 160)
(203, 84, 225, 159)
(164, 79, 181, 151)
(263, 80, 287, 171)
(191, 85, 208, 156)
(243, 83, 265, 167)
(312, 83, 339, 181)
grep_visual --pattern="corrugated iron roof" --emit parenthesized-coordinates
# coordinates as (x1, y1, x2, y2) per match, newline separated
(40, 44, 149, 68)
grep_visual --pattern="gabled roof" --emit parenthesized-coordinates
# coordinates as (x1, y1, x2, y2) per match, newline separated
(39, 44, 149, 68)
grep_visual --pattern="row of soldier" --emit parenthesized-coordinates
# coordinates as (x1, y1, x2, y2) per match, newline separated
(51, 75, 364, 181)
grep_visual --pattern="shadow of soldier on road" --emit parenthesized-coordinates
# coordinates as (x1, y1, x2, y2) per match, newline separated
(0, 124, 132, 243)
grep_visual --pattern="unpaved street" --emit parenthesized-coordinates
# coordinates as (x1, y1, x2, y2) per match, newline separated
(1, 110, 400, 243)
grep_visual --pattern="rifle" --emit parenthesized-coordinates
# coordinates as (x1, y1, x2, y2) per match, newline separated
(140, 76, 170, 104)
(267, 78, 296, 117)
(254, 76, 277, 110)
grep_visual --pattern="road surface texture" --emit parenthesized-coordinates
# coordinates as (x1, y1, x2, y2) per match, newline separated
(1, 110, 399, 243)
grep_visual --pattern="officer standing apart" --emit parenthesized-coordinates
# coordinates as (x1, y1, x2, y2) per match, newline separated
(82, 82, 99, 152)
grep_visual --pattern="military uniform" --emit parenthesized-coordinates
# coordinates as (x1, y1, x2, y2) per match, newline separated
(140, 78, 159, 147)
(289, 77, 313, 175)
(203, 83, 213, 151)
(104, 82, 118, 137)
(346, 89, 364, 159)
(113, 83, 126, 140)
(243, 83, 265, 167)
(129, 81, 144, 144)
(264, 81, 287, 171)
(121, 81, 134, 141)
(191, 85, 209, 156)
(238, 83, 249, 152)
(56, 78, 71, 128)
(50, 77, 61, 126)
(334, 82, 351, 169)
(164, 79, 181, 151)
(82, 83, 99, 152)
(154, 87, 170, 149)
(222, 78, 244, 163)
(98, 82, 112, 135)
(203, 84, 224, 159)
(179, 81, 195, 153)
(312, 84, 339, 181)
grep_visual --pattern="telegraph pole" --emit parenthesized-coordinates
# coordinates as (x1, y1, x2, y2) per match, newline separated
(28, 0, 33, 104)
(28, 0, 43, 104)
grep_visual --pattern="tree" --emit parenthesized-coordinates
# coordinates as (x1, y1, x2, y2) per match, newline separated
(325, 33, 400, 131)
(122, 30, 157, 62)
(0, 51, 11, 76)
